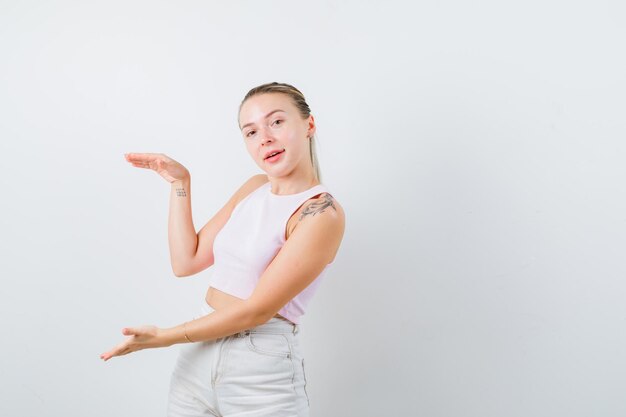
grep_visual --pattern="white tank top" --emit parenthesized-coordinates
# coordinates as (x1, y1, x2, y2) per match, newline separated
(209, 180, 334, 324)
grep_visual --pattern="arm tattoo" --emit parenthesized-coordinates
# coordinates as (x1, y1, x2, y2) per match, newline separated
(298, 193, 337, 221)
(176, 187, 187, 197)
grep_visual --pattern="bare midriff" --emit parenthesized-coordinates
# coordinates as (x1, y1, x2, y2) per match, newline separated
(205, 286, 290, 321)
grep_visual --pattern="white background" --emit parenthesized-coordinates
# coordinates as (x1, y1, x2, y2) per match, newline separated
(1, 1, 625, 416)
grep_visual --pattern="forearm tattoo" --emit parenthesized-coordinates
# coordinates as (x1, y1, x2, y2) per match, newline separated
(298, 193, 337, 221)
(176, 187, 187, 197)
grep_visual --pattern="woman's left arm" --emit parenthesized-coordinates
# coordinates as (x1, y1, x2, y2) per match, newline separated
(100, 197, 345, 361)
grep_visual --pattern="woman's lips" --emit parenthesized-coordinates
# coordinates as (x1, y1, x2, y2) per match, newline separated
(265, 150, 285, 163)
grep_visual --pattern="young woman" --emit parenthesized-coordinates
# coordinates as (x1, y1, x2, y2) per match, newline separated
(100, 82, 346, 416)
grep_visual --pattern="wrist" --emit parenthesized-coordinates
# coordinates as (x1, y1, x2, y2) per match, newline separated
(161, 324, 188, 346)
(172, 176, 190, 187)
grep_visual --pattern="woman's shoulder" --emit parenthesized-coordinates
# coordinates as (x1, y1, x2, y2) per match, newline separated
(313, 182, 343, 212)
(294, 187, 345, 233)
(231, 174, 269, 206)
(308, 190, 344, 221)
(287, 189, 345, 263)
(245, 173, 270, 190)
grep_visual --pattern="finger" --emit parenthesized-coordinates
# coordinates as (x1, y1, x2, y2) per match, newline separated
(101, 338, 133, 360)
(131, 160, 160, 170)
(101, 345, 130, 361)
(101, 349, 117, 361)
(127, 157, 152, 165)
(128, 159, 161, 170)
(125, 153, 161, 163)
(101, 344, 123, 360)
(102, 350, 123, 361)
(122, 327, 140, 336)
(130, 162, 150, 169)
(116, 345, 137, 358)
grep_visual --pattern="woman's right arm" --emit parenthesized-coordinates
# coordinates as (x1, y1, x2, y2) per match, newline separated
(167, 174, 238, 277)
(168, 176, 198, 276)
(124, 153, 267, 277)
(124, 152, 199, 276)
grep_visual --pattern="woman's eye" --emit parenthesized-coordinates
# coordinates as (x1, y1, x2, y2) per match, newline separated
(246, 131, 256, 137)
(272, 119, 282, 126)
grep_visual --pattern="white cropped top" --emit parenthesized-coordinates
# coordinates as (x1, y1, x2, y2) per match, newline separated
(209, 180, 334, 324)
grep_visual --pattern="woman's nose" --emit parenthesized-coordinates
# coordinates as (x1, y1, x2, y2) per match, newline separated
(260, 129, 274, 145)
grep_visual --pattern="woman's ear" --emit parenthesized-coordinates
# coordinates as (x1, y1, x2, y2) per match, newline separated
(307, 115, 316, 138)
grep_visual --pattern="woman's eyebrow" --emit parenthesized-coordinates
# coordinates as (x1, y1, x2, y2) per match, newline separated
(241, 109, 286, 130)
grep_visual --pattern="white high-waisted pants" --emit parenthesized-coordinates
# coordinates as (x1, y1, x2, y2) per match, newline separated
(167, 298, 310, 417)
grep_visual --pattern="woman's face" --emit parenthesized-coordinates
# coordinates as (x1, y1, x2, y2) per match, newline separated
(238, 93, 314, 177)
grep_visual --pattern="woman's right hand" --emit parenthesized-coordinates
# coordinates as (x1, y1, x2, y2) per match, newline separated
(124, 153, 190, 183)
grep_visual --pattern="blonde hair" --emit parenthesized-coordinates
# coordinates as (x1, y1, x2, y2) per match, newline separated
(238, 82, 322, 183)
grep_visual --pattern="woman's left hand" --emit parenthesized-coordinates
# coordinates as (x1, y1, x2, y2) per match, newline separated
(100, 325, 167, 361)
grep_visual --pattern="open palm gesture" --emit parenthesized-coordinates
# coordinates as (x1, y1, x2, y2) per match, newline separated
(100, 325, 168, 361)
(124, 153, 190, 183)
